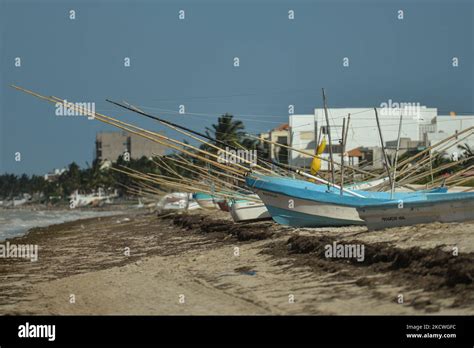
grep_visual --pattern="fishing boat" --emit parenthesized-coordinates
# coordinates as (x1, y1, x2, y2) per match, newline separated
(159, 199, 200, 212)
(356, 191, 474, 230)
(13, 194, 30, 207)
(229, 194, 272, 223)
(14, 85, 473, 232)
(192, 192, 220, 209)
(246, 174, 447, 227)
(69, 189, 117, 208)
(246, 175, 363, 226)
(156, 192, 200, 213)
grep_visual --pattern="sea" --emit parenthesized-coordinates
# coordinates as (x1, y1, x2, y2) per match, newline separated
(0, 209, 121, 241)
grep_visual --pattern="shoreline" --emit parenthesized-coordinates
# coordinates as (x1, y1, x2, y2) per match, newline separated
(0, 210, 473, 315)
(0, 207, 128, 242)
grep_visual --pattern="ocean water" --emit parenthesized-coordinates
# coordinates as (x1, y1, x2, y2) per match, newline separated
(0, 209, 121, 241)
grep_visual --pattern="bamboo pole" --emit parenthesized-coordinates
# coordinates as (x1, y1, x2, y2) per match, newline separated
(390, 114, 403, 198)
(340, 118, 346, 196)
(109, 99, 276, 174)
(155, 156, 184, 179)
(322, 88, 335, 184)
(52, 95, 249, 174)
(10, 86, 249, 177)
(392, 134, 472, 186)
(395, 126, 474, 172)
(374, 108, 394, 190)
(113, 166, 259, 201)
(164, 156, 250, 193)
(371, 128, 474, 191)
(171, 154, 246, 183)
(396, 156, 473, 187)
(246, 133, 378, 178)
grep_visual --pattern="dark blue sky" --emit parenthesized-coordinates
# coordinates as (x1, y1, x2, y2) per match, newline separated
(1, 0, 473, 175)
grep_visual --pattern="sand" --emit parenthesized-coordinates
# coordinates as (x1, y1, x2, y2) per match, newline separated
(0, 210, 473, 315)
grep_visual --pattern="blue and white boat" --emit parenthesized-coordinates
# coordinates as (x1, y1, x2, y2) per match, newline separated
(245, 174, 447, 227)
(192, 192, 220, 209)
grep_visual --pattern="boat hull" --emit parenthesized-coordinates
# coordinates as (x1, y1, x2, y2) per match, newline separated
(195, 199, 219, 209)
(193, 193, 220, 210)
(245, 174, 449, 228)
(157, 192, 201, 213)
(230, 200, 271, 223)
(253, 188, 364, 227)
(358, 197, 474, 230)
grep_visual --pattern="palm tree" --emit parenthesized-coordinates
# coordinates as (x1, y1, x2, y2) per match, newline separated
(456, 143, 474, 168)
(59, 162, 82, 196)
(458, 143, 474, 158)
(204, 113, 245, 150)
(201, 113, 262, 157)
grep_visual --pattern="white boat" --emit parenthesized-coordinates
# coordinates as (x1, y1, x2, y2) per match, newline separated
(230, 199, 271, 223)
(156, 192, 201, 213)
(13, 198, 28, 207)
(161, 200, 187, 211)
(69, 189, 118, 208)
(7, 193, 32, 207)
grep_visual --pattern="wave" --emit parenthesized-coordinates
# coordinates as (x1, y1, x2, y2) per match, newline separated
(0, 210, 120, 241)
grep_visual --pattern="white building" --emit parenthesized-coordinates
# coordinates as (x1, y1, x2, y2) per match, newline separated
(44, 168, 67, 182)
(289, 107, 438, 169)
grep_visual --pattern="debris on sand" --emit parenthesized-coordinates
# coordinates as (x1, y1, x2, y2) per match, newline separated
(170, 214, 274, 241)
(263, 234, 474, 310)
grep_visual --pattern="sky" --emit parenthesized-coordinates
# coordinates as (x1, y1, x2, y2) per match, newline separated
(1, 0, 473, 175)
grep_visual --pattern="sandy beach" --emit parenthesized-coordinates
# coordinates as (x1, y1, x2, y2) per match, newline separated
(0, 210, 473, 315)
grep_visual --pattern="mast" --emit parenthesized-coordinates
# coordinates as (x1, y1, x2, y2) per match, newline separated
(314, 114, 318, 156)
(340, 114, 350, 195)
(390, 114, 403, 198)
(288, 125, 293, 170)
(374, 107, 394, 190)
(322, 88, 335, 185)
(340, 118, 346, 195)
